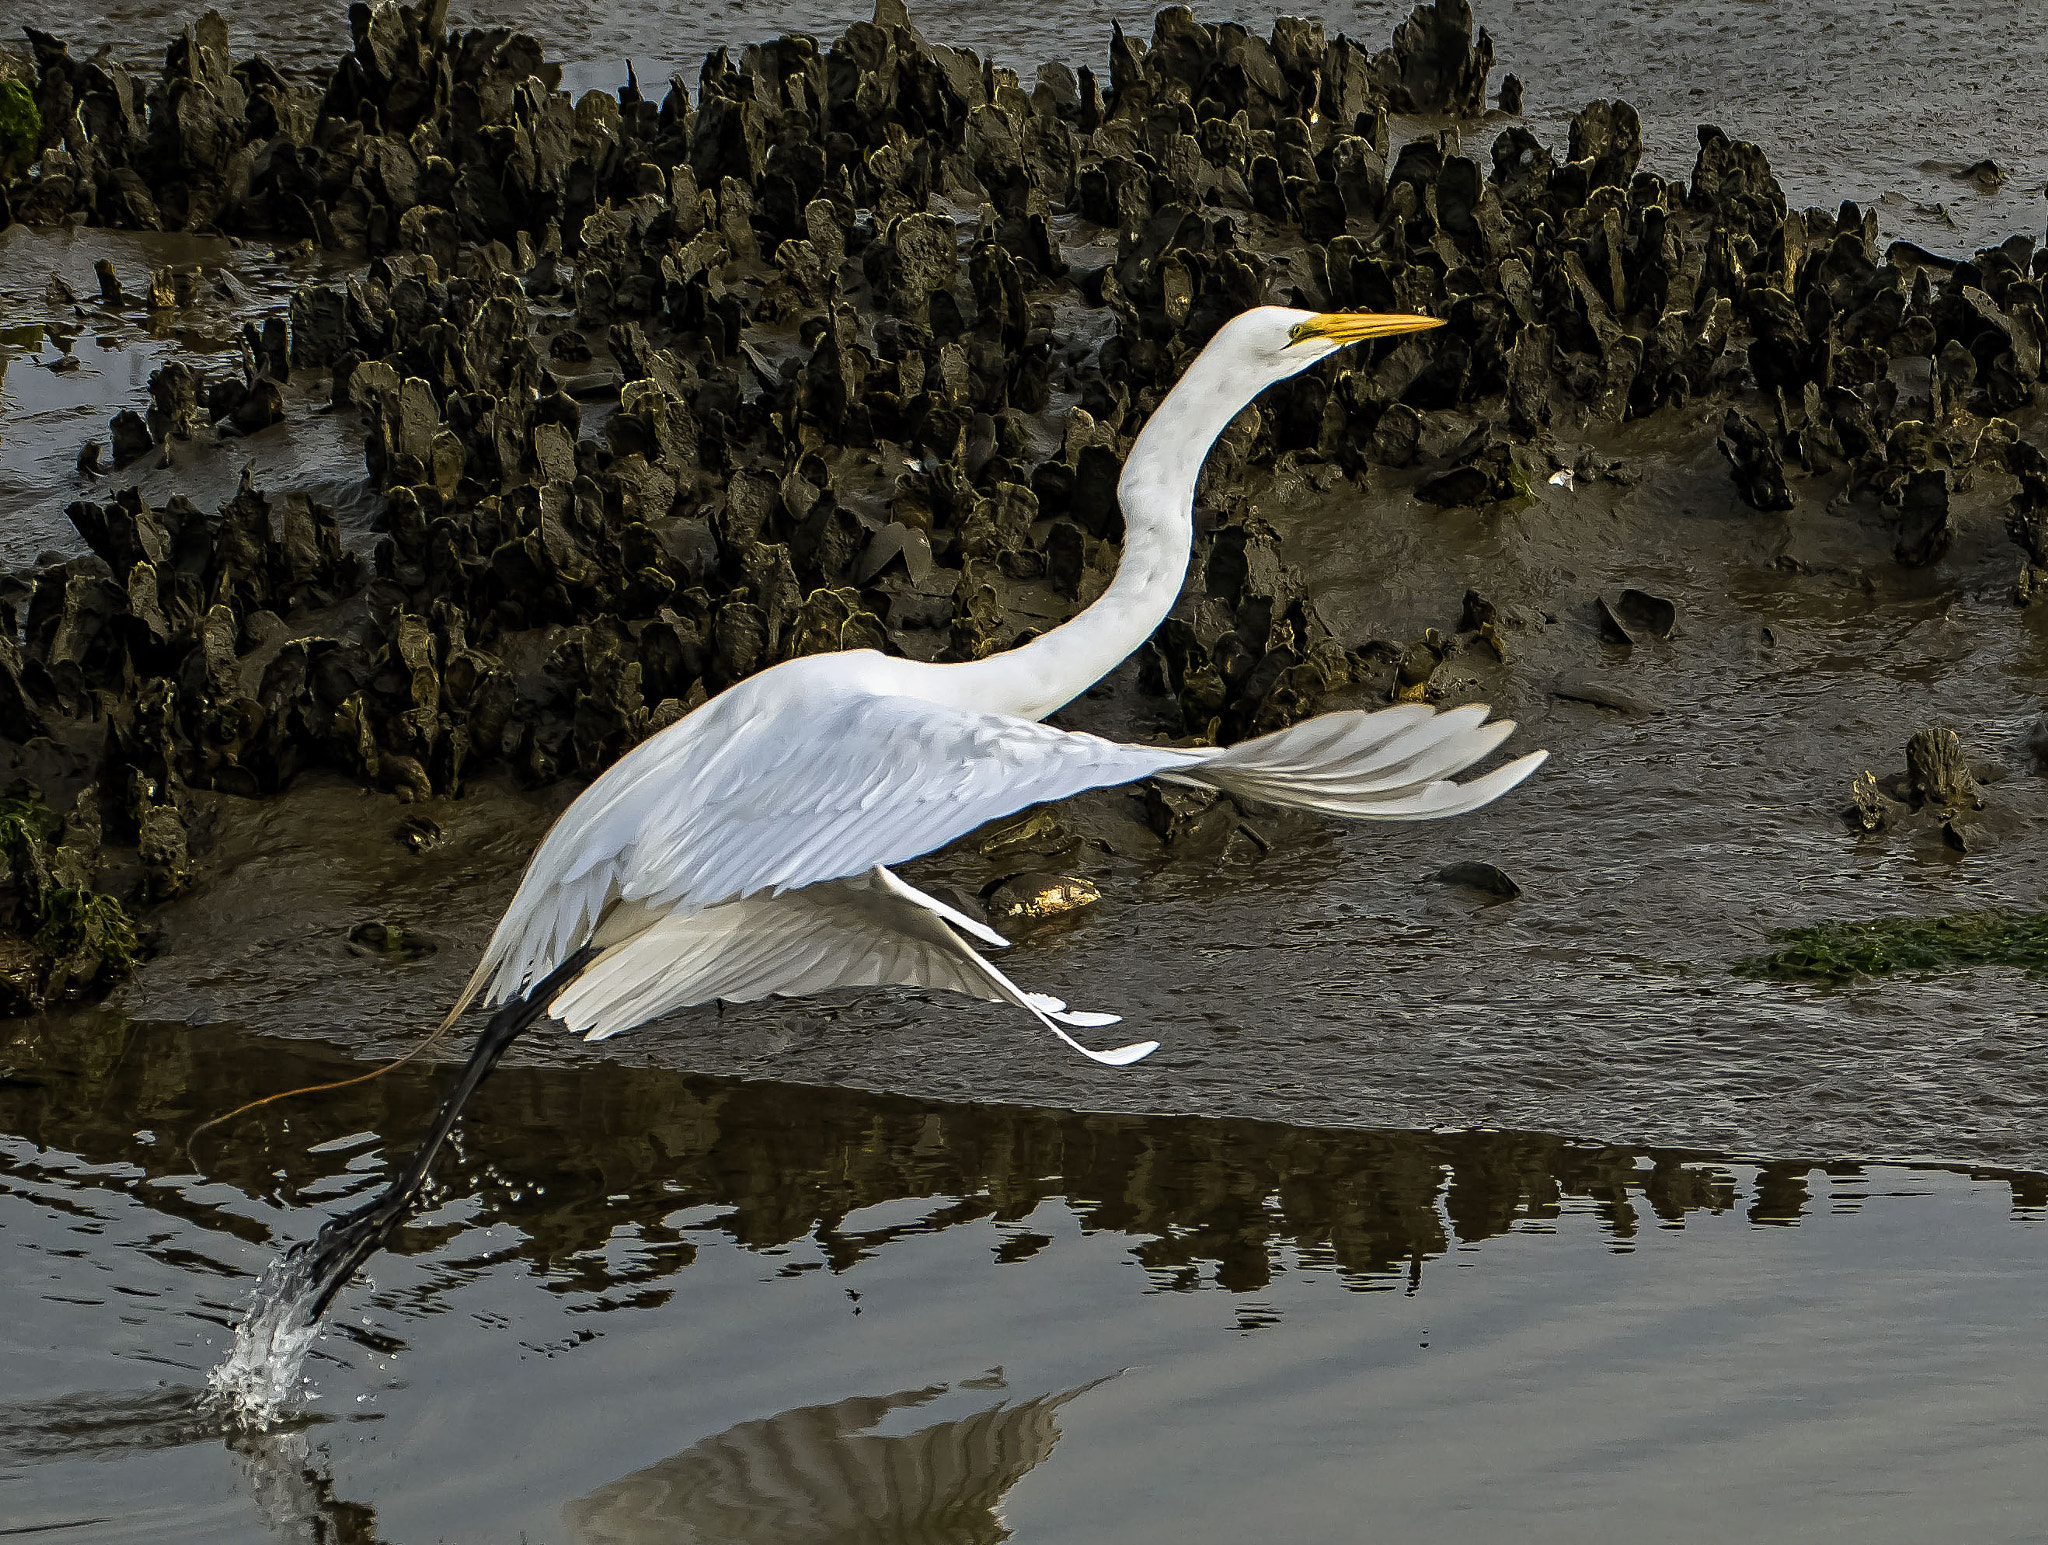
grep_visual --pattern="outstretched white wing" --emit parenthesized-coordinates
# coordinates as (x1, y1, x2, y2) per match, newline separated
(550, 866, 1157, 1065)
(470, 682, 1213, 1008)
(462, 661, 1545, 1024)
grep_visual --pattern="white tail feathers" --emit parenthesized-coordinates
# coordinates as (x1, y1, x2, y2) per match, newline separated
(1168, 705, 1547, 821)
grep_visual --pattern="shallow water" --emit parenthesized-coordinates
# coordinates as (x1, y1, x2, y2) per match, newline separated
(5, 1014, 2047, 1542)
(0, 225, 374, 567)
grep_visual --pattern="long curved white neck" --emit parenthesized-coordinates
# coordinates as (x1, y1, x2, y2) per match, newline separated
(925, 346, 1269, 721)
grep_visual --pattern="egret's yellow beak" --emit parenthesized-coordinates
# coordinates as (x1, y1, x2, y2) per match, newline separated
(1287, 312, 1445, 347)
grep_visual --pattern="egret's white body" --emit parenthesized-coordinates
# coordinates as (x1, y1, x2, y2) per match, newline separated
(454, 305, 1547, 1063)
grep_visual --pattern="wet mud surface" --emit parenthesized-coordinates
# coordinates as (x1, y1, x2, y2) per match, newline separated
(0, 226, 370, 564)
(2, 0, 2047, 1536)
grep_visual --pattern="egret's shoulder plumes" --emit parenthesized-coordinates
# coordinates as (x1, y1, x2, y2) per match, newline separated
(260, 304, 1545, 1336)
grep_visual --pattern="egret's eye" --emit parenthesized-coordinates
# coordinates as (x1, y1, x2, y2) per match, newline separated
(1286, 321, 1312, 347)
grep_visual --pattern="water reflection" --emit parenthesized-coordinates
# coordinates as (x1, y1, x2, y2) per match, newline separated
(0, 1389, 384, 1543)
(7, 1009, 2043, 1316)
(0, 1387, 230, 1462)
(568, 1380, 1093, 1545)
(8, 1010, 2048, 1542)
(227, 1424, 385, 1545)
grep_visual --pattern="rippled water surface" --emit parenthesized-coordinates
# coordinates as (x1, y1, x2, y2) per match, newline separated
(7, 1018, 2048, 1542)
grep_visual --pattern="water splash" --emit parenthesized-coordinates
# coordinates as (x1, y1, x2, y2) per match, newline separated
(207, 1245, 327, 1427)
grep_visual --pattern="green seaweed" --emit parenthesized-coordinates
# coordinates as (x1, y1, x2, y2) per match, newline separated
(0, 792, 59, 853)
(0, 80, 39, 184)
(41, 886, 139, 978)
(0, 788, 138, 1002)
(1736, 910, 2048, 983)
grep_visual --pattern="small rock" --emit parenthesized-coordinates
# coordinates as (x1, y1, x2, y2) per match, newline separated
(1596, 596, 1634, 645)
(854, 522, 935, 586)
(1143, 781, 1228, 841)
(1846, 770, 1905, 834)
(978, 807, 1072, 860)
(136, 801, 188, 899)
(1396, 632, 1448, 700)
(1906, 727, 1980, 811)
(1940, 818, 1988, 853)
(346, 920, 438, 962)
(109, 410, 152, 468)
(395, 815, 443, 854)
(1718, 407, 1793, 511)
(1598, 588, 1677, 644)
(981, 871, 1101, 922)
(94, 260, 126, 307)
(2023, 714, 2048, 767)
(1416, 464, 1492, 507)
(1551, 675, 1655, 715)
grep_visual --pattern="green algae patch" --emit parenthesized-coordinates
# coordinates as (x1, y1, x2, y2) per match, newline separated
(0, 79, 39, 183)
(1737, 911, 2048, 983)
(0, 788, 139, 1010)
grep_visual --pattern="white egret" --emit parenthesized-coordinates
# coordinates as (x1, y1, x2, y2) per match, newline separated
(275, 305, 1547, 1321)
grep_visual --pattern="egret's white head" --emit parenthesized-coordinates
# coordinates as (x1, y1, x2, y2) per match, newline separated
(1200, 304, 1446, 394)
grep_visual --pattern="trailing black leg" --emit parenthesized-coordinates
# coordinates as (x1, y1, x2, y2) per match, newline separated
(293, 946, 597, 1323)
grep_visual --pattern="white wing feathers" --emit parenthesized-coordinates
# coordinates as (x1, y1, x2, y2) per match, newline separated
(549, 867, 1158, 1065)
(461, 685, 1542, 1058)
(470, 690, 1212, 1010)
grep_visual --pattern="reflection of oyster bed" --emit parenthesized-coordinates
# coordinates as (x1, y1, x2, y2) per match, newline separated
(566, 1382, 1082, 1545)
(0, 1004, 1932, 1295)
(8, 1006, 2048, 1544)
